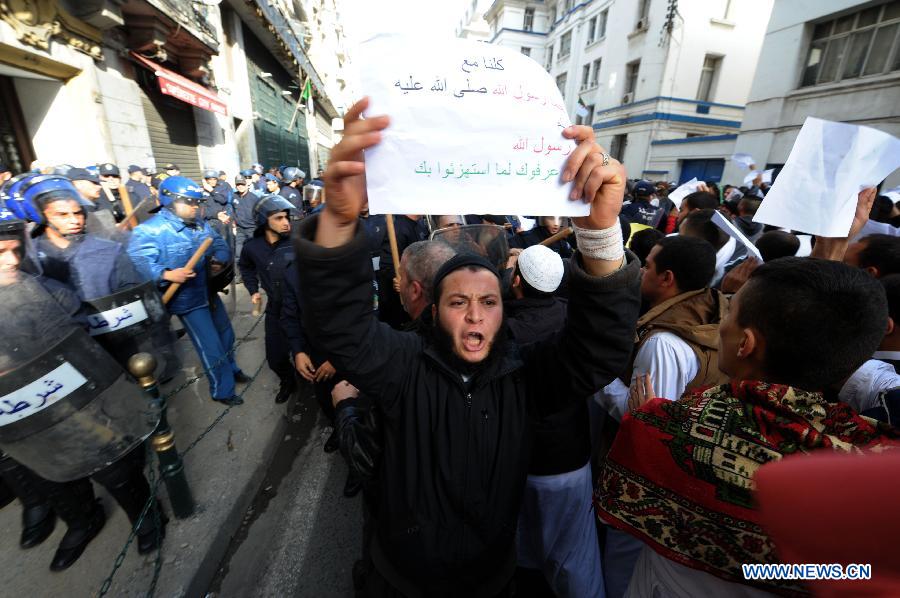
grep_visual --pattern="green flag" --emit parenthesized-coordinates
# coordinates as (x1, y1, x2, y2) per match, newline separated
(300, 78, 312, 103)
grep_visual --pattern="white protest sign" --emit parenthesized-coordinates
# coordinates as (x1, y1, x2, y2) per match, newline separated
(753, 117, 900, 237)
(667, 177, 700, 209)
(743, 170, 761, 186)
(358, 35, 589, 217)
(712, 210, 763, 261)
(761, 168, 775, 184)
(731, 153, 756, 170)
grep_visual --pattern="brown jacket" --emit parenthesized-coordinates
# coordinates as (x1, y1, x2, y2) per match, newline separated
(630, 288, 730, 393)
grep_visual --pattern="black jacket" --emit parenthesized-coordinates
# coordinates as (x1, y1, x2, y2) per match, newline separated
(294, 216, 641, 595)
(506, 295, 591, 475)
(238, 233, 293, 314)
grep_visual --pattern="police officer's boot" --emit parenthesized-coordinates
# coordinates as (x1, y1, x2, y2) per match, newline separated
(0, 455, 56, 548)
(46, 478, 106, 571)
(0, 478, 13, 508)
(94, 452, 167, 555)
(275, 375, 296, 404)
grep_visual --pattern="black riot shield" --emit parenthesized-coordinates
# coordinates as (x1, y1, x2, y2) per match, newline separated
(0, 274, 160, 482)
(82, 280, 180, 381)
(430, 223, 510, 274)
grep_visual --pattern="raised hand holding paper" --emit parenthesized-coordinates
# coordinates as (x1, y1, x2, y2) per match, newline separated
(357, 35, 588, 217)
(753, 117, 900, 237)
(667, 177, 700, 209)
(730, 153, 756, 170)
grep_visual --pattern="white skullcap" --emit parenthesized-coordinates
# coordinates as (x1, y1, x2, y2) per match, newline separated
(518, 244, 564, 293)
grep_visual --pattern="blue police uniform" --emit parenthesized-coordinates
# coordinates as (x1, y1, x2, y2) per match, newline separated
(36, 235, 143, 300)
(128, 207, 241, 401)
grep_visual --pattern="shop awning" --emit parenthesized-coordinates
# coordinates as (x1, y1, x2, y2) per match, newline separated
(131, 51, 227, 116)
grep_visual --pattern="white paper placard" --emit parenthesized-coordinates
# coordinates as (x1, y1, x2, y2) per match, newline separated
(753, 117, 900, 237)
(712, 210, 763, 261)
(358, 35, 589, 217)
(731, 153, 756, 170)
(761, 168, 775, 184)
(0, 362, 87, 427)
(667, 178, 700, 209)
(86, 299, 149, 336)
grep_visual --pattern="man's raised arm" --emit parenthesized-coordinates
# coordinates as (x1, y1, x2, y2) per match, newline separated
(292, 98, 417, 412)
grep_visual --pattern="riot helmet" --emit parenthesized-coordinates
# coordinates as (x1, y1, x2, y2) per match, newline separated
(430, 223, 509, 276)
(19, 176, 92, 240)
(157, 176, 205, 224)
(254, 194, 297, 233)
(1, 173, 41, 222)
(282, 167, 305, 183)
(302, 184, 323, 210)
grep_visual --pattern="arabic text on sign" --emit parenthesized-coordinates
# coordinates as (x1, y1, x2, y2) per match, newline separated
(0, 362, 88, 427)
(87, 299, 149, 336)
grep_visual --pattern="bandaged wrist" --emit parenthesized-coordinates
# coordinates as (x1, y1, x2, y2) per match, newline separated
(574, 222, 625, 262)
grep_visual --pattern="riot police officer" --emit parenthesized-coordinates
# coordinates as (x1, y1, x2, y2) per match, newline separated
(238, 195, 298, 403)
(128, 176, 249, 406)
(0, 208, 165, 569)
(201, 168, 234, 231)
(278, 166, 304, 214)
(97, 162, 126, 222)
(233, 174, 261, 278)
(15, 175, 143, 299)
(125, 165, 152, 203)
(18, 174, 180, 381)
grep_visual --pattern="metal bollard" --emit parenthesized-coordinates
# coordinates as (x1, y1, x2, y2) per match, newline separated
(128, 352, 195, 518)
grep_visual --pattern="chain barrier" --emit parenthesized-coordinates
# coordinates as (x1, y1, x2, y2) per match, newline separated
(96, 309, 268, 597)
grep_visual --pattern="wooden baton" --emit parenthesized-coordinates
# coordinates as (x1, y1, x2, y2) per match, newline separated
(539, 226, 574, 247)
(162, 237, 213, 305)
(115, 196, 152, 231)
(385, 214, 402, 293)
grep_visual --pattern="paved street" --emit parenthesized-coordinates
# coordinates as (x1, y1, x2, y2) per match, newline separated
(0, 286, 362, 597)
(209, 388, 362, 598)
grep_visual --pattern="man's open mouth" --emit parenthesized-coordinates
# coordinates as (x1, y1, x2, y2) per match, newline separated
(463, 331, 485, 352)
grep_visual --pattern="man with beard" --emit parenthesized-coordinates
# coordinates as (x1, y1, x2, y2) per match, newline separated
(238, 195, 298, 403)
(293, 97, 641, 596)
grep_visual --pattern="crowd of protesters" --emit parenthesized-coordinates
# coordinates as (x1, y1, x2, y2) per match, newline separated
(1, 94, 900, 597)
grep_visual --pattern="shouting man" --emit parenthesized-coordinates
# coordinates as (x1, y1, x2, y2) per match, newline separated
(293, 98, 641, 595)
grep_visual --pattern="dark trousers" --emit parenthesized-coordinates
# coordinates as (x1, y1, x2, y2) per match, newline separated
(264, 309, 294, 384)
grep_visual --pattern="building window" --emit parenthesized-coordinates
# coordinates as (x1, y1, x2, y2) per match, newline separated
(598, 9, 608, 38)
(521, 46, 531, 57)
(546, 44, 554, 70)
(625, 60, 640, 95)
(581, 63, 591, 89)
(576, 104, 595, 126)
(696, 54, 722, 102)
(564, 0, 573, 13)
(636, 0, 651, 27)
(610, 134, 628, 161)
(524, 7, 534, 32)
(801, 3, 900, 87)
(587, 17, 597, 44)
(590, 58, 602, 87)
(550, 5, 557, 25)
(559, 30, 572, 59)
(556, 73, 568, 97)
